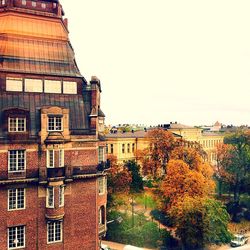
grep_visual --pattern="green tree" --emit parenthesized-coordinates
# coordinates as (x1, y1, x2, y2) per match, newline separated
(125, 160, 144, 193)
(224, 130, 250, 202)
(170, 197, 231, 249)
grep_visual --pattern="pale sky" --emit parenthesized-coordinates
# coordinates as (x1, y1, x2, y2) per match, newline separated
(60, 0, 250, 127)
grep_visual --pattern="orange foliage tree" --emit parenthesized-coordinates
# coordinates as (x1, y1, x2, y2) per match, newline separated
(161, 159, 215, 208)
(136, 128, 177, 178)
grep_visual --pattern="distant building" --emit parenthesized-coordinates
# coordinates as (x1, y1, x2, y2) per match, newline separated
(106, 122, 224, 165)
(0, 1, 107, 249)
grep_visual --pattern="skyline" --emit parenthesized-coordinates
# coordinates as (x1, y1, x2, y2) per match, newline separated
(60, 0, 250, 126)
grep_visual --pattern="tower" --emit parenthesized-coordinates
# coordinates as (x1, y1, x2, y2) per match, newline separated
(0, 0, 107, 249)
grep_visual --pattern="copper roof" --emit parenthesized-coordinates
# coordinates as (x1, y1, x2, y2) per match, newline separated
(0, 12, 81, 77)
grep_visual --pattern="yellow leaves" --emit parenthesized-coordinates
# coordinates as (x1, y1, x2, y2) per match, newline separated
(161, 158, 215, 209)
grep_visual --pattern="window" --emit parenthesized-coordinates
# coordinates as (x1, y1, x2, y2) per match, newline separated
(21, 0, 26, 5)
(8, 226, 25, 249)
(132, 143, 135, 153)
(41, 3, 46, 8)
(6, 78, 23, 92)
(8, 150, 25, 172)
(110, 144, 113, 154)
(47, 149, 64, 168)
(8, 118, 26, 132)
(46, 187, 54, 208)
(122, 144, 125, 154)
(1, 0, 6, 5)
(59, 150, 64, 167)
(47, 221, 62, 243)
(8, 188, 25, 211)
(127, 144, 130, 153)
(48, 116, 62, 131)
(99, 206, 105, 225)
(44, 80, 61, 93)
(63, 81, 77, 94)
(98, 147, 105, 163)
(31, 1, 36, 7)
(59, 186, 64, 207)
(24, 79, 43, 92)
(98, 177, 106, 195)
(47, 150, 54, 168)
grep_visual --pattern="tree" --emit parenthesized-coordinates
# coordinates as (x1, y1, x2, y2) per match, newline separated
(213, 143, 234, 197)
(224, 130, 250, 202)
(107, 155, 132, 194)
(125, 160, 144, 193)
(169, 196, 231, 249)
(161, 159, 215, 208)
(136, 129, 177, 179)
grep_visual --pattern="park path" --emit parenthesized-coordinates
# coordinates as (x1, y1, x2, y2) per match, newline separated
(102, 240, 155, 250)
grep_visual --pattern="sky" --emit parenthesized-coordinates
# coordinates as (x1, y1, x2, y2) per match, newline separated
(60, 0, 250, 127)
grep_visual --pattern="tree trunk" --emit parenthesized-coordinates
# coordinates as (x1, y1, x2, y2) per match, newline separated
(234, 176, 240, 203)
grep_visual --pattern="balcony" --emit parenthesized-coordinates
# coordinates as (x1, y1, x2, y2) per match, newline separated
(46, 207, 65, 221)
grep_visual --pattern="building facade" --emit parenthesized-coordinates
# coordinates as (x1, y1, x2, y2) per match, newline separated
(106, 123, 224, 165)
(0, 0, 107, 249)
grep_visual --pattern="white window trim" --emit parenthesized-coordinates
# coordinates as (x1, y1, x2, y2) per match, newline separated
(46, 187, 54, 208)
(8, 118, 26, 133)
(47, 221, 63, 244)
(8, 225, 25, 250)
(46, 150, 54, 168)
(8, 188, 26, 211)
(8, 150, 26, 173)
(59, 149, 64, 167)
(98, 177, 106, 195)
(59, 185, 64, 208)
(47, 116, 63, 132)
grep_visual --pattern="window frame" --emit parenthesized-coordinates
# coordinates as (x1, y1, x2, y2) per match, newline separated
(8, 188, 26, 211)
(8, 117, 26, 133)
(59, 185, 64, 208)
(8, 225, 25, 250)
(47, 116, 63, 132)
(98, 177, 106, 195)
(98, 147, 105, 163)
(47, 150, 54, 168)
(8, 150, 26, 173)
(47, 221, 63, 244)
(46, 186, 54, 208)
(6, 77, 23, 92)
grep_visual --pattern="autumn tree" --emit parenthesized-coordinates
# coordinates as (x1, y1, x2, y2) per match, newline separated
(169, 196, 231, 249)
(213, 143, 233, 197)
(161, 149, 231, 249)
(136, 129, 177, 178)
(224, 130, 250, 202)
(161, 159, 215, 208)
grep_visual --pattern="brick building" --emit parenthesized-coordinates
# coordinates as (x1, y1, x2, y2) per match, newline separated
(0, 0, 107, 249)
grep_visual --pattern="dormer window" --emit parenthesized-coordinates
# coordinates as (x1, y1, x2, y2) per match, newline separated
(48, 116, 63, 132)
(8, 117, 26, 132)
